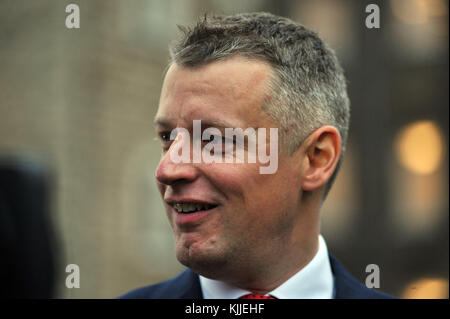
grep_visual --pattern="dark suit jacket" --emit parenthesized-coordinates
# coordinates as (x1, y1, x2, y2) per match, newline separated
(120, 255, 394, 299)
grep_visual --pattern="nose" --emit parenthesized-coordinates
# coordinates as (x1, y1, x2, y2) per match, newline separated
(155, 145, 198, 186)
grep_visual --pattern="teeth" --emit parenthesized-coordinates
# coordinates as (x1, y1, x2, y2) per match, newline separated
(173, 202, 213, 213)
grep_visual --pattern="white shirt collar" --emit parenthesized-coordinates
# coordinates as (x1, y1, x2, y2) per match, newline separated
(199, 235, 334, 299)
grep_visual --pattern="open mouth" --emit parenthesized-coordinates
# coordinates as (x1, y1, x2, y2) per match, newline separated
(172, 202, 218, 214)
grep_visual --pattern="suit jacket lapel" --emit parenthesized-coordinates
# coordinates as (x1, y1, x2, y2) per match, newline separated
(330, 254, 372, 298)
(173, 268, 203, 299)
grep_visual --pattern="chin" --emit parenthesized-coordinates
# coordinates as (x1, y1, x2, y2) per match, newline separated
(175, 241, 229, 278)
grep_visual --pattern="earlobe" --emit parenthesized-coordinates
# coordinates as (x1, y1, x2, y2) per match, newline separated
(301, 126, 341, 192)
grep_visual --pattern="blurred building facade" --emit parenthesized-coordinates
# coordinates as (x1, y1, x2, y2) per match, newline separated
(0, 0, 448, 298)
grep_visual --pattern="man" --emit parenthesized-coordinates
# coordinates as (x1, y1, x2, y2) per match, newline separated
(121, 12, 392, 299)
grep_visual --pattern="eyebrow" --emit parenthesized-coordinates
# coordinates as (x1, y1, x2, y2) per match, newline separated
(154, 117, 239, 129)
(153, 117, 171, 127)
(202, 119, 238, 129)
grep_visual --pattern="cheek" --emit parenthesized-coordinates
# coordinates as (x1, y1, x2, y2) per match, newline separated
(201, 159, 300, 215)
(208, 164, 278, 221)
(204, 163, 260, 200)
(232, 163, 299, 219)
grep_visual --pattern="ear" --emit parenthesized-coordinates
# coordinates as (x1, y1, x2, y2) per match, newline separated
(301, 126, 341, 192)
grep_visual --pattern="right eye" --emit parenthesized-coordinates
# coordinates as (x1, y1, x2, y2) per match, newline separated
(158, 131, 174, 152)
(204, 134, 222, 144)
(159, 132, 171, 142)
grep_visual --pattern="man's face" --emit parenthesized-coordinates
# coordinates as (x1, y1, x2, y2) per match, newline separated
(154, 56, 305, 279)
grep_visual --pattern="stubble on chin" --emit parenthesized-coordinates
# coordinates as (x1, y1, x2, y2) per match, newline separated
(174, 236, 232, 279)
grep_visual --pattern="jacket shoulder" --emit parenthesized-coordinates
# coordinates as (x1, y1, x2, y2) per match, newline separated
(118, 268, 202, 299)
(330, 255, 395, 299)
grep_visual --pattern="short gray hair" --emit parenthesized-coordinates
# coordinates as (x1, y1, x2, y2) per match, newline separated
(169, 12, 350, 198)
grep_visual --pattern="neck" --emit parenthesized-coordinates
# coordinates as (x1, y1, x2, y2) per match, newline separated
(225, 202, 321, 294)
(237, 234, 319, 294)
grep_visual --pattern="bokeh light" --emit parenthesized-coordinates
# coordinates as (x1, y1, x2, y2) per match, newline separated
(391, 0, 448, 25)
(394, 121, 445, 175)
(402, 278, 449, 299)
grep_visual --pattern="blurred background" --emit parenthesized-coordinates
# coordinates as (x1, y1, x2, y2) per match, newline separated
(0, 0, 448, 298)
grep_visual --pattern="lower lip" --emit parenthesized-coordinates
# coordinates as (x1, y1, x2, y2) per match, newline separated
(173, 206, 217, 225)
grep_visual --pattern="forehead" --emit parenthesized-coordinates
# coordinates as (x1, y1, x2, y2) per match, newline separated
(155, 56, 273, 128)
